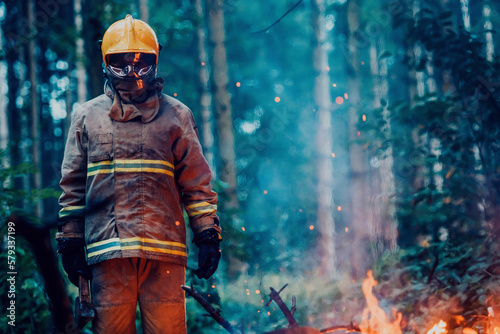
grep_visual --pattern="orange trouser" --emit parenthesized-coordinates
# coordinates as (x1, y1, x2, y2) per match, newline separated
(90, 258, 187, 334)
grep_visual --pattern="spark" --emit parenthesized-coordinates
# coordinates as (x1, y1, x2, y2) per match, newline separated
(236, 82, 241, 87)
(309, 225, 315, 230)
(345, 227, 349, 232)
(274, 97, 281, 103)
(344, 93, 349, 99)
(333, 83, 337, 87)
(201, 61, 205, 66)
(263, 190, 268, 194)
(337, 206, 341, 211)
(242, 227, 246, 232)
(362, 114, 367, 121)
(331, 153, 336, 158)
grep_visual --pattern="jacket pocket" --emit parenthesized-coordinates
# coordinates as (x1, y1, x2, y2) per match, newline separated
(89, 133, 113, 163)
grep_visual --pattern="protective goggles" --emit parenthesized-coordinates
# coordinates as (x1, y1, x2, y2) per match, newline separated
(106, 64, 155, 78)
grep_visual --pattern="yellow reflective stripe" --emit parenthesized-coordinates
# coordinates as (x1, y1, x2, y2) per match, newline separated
(59, 205, 85, 213)
(86, 237, 187, 258)
(185, 202, 213, 210)
(87, 246, 121, 257)
(120, 237, 186, 249)
(88, 160, 113, 168)
(59, 205, 85, 218)
(87, 237, 120, 249)
(120, 245, 187, 257)
(87, 169, 114, 177)
(114, 167, 174, 176)
(189, 208, 217, 216)
(87, 159, 174, 177)
(117, 159, 174, 169)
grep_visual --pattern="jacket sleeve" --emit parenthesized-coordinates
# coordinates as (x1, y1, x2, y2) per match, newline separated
(57, 107, 88, 239)
(173, 109, 221, 236)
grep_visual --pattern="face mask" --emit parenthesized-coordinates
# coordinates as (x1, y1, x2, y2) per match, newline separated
(105, 69, 157, 103)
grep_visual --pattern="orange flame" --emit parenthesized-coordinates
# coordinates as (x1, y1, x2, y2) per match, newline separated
(360, 270, 402, 334)
(427, 320, 447, 334)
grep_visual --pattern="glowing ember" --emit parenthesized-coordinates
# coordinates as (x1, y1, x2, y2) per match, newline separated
(427, 320, 447, 334)
(360, 270, 402, 334)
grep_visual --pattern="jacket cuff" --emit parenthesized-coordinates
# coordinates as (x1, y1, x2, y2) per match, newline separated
(57, 219, 84, 237)
(192, 217, 221, 235)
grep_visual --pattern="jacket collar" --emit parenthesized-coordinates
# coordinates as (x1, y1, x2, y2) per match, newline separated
(104, 77, 165, 123)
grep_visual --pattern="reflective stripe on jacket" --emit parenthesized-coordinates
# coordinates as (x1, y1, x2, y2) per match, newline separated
(58, 93, 220, 266)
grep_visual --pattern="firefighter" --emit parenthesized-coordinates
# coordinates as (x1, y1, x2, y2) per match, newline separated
(56, 14, 221, 333)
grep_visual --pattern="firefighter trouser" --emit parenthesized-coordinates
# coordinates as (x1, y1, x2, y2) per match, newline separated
(90, 258, 187, 334)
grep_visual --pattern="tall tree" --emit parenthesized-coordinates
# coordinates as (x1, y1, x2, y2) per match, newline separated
(27, 0, 43, 217)
(483, 1, 495, 62)
(346, 0, 371, 279)
(0, 18, 8, 158)
(207, 0, 238, 209)
(368, 30, 398, 256)
(82, 0, 105, 99)
(138, 0, 149, 22)
(75, 0, 87, 106)
(311, 0, 336, 277)
(195, 0, 216, 174)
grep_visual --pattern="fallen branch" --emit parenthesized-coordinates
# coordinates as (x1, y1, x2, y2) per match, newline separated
(266, 284, 299, 328)
(427, 255, 439, 284)
(182, 284, 239, 334)
(320, 323, 363, 333)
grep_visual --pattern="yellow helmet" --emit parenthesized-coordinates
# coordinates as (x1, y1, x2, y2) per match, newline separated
(101, 14, 160, 66)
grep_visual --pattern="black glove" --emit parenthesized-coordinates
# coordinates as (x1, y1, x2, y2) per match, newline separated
(57, 238, 92, 286)
(193, 229, 221, 279)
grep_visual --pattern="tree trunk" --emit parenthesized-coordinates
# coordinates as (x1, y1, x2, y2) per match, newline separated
(369, 34, 398, 257)
(207, 0, 238, 209)
(311, 0, 336, 278)
(460, 0, 471, 31)
(195, 0, 216, 175)
(27, 0, 43, 217)
(82, 0, 105, 99)
(0, 22, 8, 159)
(138, 0, 149, 22)
(3, 2, 22, 174)
(75, 0, 88, 106)
(347, 0, 371, 279)
(483, 2, 495, 62)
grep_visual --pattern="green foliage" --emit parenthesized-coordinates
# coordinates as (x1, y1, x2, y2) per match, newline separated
(0, 152, 60, 332)
(363, 5, 500, 249)
(371, 241, 500, 333)
(0, 224, 53, 333)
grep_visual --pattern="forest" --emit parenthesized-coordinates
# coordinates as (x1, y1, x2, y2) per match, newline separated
(0, 0, 499, 333)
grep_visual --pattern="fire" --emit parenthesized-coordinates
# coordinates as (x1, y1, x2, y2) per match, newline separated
(359, 270, 402, 334)
(356, 270, 499, 334)
(427, 320, 447, 334)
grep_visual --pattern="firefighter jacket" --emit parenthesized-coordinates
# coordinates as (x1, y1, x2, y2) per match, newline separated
(58, 80, 220, 267)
